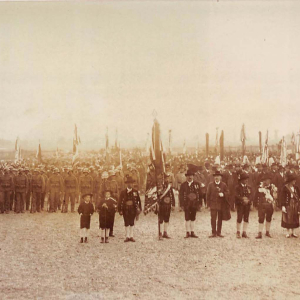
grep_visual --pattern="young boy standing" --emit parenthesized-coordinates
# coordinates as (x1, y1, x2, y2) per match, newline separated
(78, 193, 94, 243)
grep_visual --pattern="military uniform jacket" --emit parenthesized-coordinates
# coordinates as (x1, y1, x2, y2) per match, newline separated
(235, 183, 252, 206)
(255, 185, 275, 209)
(179, 181, 201, 208)
(280, 185, 300, 208)
(64, 175, 78, 193)
(206, 181, 229, 210)
(79, 175, 93, 194)
(41, 174, 48, 193)
(31, 175, 45, 193)
(118, 188, 142, 213)
(47, 174, 64, 193)
(93, 176, 102, 194)
(0, 174, 14, 191)
(14, 174, 29, 193)
(159, 184, 175, 207)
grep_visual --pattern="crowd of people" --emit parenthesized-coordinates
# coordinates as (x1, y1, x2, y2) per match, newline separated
(0, 150, 300, 243)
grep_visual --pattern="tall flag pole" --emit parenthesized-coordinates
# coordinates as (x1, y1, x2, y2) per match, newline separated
(215, 127, 219, 155)
(280, 136, 287, 167)
(15, 137, 19, 163)
(240, 124, 246, 156)
(147, 110, 165, 240)
(220, 130, 224, 161)
(168, 130, 172, 156)
(296, 131, 300, 161)
(115, 129, 118, 150)
(183, 139, 186, 155)
(72, 124, 80, 167)
(37, 140, 42, 164)
(105, 127, 110, 163)
(206, 133, 209, 157)
(259, 131, 262, 154)
(261, 130, 269, 164)
(291, 132, 296, 155)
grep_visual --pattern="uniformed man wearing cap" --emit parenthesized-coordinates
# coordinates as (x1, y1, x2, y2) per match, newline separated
(40, 169, 48, 211)
(93, 169, 103, 212)
(0, 168, 14, 213)
(235, 173, 253, 238)
(14, 168, 29, 213)
(31, 169, 45, 213)
(206, 170, 229, 238)
(79, 169, 94, 204)
(63, 168, 78, 213)
(47, 168, 64, 212)
(179, 169, 202, 238)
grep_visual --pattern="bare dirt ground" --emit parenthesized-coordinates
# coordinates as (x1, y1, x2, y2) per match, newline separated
(1, 196, 300, 300)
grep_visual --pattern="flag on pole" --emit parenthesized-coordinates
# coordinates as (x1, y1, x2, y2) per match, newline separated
(72, 124, 80, 166)
(18, 146, 21, 161)
(280, 136, 287, 167)
(37, 141, 42, 164)
(183, 139, 186, 155)
(259, 131, 262, 154)
(206, 133, 209, 157)
(261, 130, 269, 164)
(15, 137, 19, 163)
(291, 132, 296, 154)
(105, 127, 110, 163)
(296, 131, 300, 160)
(215, 127, 219, 154)
(219, 130, 224, 161)
(168, 130, 172, 155)
(240, 124, 246, 155)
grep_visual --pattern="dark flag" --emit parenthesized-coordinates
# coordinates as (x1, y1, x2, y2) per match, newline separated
(240, 124, 246, 156)
(259, 131, 262, 154)
(220, 130, 224, 161)
(37, 142, 42, 164)
(205, 133, 209, 157)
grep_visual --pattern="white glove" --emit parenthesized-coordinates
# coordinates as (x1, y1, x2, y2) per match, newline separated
(282, 206, 287, 213)
(219, 193, 224, 197)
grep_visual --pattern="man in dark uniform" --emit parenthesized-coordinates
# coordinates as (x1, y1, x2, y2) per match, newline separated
(63, 168, 78, 213)
(206, 170, 229, 238)
(179, 169, 202, 238)
(40, 169, 48, 211)
(235, 173, 252, 238)
(31, 169, 45, 213)
(118, 176, 142, 242)
(24, 167, 32, 211)
(14, 168, 29, 213)
(79, 168, 93, 204)
(47, 168, 64, 212)
(158, 174, 175, 238)
(0, 168, 14, 214)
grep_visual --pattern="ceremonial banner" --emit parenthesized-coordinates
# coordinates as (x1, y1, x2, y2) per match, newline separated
(261, 130, 269, 164)
(280, 137, 287, 167)
(240, 124, 246, 156)
(220, 130, 224, 161)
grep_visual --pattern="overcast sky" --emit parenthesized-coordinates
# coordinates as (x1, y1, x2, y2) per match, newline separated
(0, 1, 299, 150)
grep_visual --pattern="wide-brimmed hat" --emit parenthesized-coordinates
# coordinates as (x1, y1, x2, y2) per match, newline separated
(213, 170, 223, 177)
(185, 169, 195, 176)
(82, 193, 93, 199)
(285, 173, 297, 184)
(125, 176, 135, 184)
(238, 173, 249, 181)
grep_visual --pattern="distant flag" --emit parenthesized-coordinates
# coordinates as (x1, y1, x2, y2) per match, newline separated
(183, 139, 186, 155)
(15, 137, 19, 162)
(205, 133, 209, 157)
(56, 146, 59, 159)
(280, 136, 287, 167)
(72, 124, 80, 166)
(291, 132, 296, 154)
(261, 130, 269, 164)
(215, 127, 219, 154)
(259, 131, 262, 154)
(37, 141, 42, 164)
(219, 130, 224, 161)
(18, 146, 21, 161)
(119, 142, 122, 169)
(296, 131, 300, 160)
(105, 127, 110, 163)
(240, 124, 246, 155)
(168, 130, 172, 155)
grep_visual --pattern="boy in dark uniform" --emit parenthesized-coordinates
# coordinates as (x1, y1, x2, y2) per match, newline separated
(158, 174, 175, 238)
(98, 190, 117, 243)
(235, 173, 252, 238)
(118, 177, 142, 242)
(78, 193, 94, 243)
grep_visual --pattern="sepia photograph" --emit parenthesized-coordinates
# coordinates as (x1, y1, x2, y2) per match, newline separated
(0, 1, 300, 299)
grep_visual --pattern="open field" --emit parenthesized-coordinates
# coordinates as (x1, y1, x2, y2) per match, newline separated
(1, 201, 300, 300)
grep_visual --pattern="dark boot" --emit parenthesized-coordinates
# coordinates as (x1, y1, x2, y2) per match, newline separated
(184, 232, 190, 238)
(242, 231, 249, 238)
(266, 231, 272, 238)
(80, 237, 83, 243)
(84, 237, 88, 243)
(129, 237, 136, 242)
(190, 231, 198, 238)
(255, 232, 262, 239)
(209, 233, 217, 238)
(163, 231, 171, 239)
(236, 231, 241, 238)
(101, 237, 105, 243)
(109, 231, 115, 237)
(105, 237, 109, 243)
